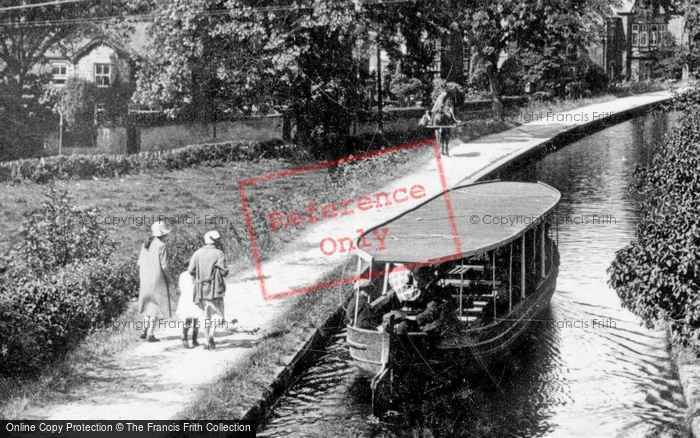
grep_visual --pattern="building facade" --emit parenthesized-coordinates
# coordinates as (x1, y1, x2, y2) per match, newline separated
(589, 0, 687, 81)
(47, 38, 135, 118)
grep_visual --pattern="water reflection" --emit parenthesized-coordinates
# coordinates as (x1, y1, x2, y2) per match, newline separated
(258, 113, 687, 438)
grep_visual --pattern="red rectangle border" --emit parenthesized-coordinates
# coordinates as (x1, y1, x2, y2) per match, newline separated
(238, 137, 458, 300)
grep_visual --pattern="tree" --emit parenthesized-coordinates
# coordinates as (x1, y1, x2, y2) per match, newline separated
(0, 1, 135, 91)
(360, 1, 454, 106)
(0, 0, 139, 159)
(133, 0, 365, 158)
(390, 73, 423, 106)
(457, 0, 599, 116)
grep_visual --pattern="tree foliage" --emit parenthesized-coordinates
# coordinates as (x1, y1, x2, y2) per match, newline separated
(390, 73, 422, 106)
(609, 85, 700, 348)
(360, 1, 452, 105)
(0, 0, 135, 88)
(42, 76, 99, 147)
(0, 184, 132, 377)
(458, 0, 599, 114)
(8, 183, 115, 275)
(133, 0, 605, 141)
(134, 0, 366, 157)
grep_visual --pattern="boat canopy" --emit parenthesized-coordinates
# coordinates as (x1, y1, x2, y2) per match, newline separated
(355, 181, 560, 264)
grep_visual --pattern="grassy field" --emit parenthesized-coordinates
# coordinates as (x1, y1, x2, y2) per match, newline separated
(0, 92, 630, 419)
(0, 148, 436, 271)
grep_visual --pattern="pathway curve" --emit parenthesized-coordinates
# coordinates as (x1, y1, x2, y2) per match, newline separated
(24, 90, 673, 420)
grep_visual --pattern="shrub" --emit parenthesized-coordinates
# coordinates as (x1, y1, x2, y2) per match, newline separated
(608, 80, 668, 96)
(608, 87, 700, 348)
(390, 74, 423, 107)
(0, 257, 137, 376)
(564, 81, 589, 99)
(580, 62, 609, 93)
(9, 183, 115, 274)
(498, 57, 525, 96)
(0, 183, 136, 376)
(0, 139, 286, 184)
(60, 77, 98, 147)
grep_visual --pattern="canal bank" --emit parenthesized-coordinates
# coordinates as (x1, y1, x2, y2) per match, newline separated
(674, 343, 700, 436)
(12, 89, 684, 427)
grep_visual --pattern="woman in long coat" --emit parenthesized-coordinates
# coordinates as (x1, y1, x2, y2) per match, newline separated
(137, 220, 177, 342)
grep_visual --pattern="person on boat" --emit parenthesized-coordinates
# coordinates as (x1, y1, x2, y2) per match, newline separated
(388, 263, 421, 302)
(188, 230, 228, 350)
(137, 220, 177, 342)
(389, 264, 457, 334)
(415, 280, 459, 333)
(345, 279, 388, 329)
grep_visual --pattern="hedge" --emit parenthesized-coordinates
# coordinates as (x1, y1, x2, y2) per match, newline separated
(0, 126, 441, 183)
(608, 89, 700, 348)
(0, 258, 138, 376)
(0, 138, 291, 184)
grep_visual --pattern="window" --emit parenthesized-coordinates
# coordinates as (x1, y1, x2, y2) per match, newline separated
(632, 24, 639, 46)
(640, 24, 648, 46)
(463, 42, 471, 77)
(428, 40, 441, 79)
(51, 62, 67, 85)
(94, 64, 111, 87)
(659, 24, 670, 46)
(650, 25, 658, 46)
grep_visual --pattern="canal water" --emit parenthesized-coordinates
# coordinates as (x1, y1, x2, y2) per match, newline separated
(258, 112, 688, 438)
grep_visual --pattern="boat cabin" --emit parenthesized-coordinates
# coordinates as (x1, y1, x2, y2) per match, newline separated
(348, 181, 561, 332)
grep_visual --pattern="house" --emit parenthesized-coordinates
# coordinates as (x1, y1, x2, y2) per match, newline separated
(31, 25, 150, 152)
(44, 24, 149, 116)
(588, 0, 687, 81)
(424, 33, 508, 85)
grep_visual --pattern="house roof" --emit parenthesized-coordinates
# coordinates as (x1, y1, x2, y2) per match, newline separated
(611, 0, 635, 15)
(45, 22, 150, 62)
(610, 0, 673, 16)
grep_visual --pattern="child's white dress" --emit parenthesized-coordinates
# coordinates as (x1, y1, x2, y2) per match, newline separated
(177, 272, 202, 319)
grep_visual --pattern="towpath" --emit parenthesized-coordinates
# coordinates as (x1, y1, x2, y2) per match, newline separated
(23, 90, 673, 420)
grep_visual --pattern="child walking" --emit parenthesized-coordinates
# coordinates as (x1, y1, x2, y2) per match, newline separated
(177, 272, 201, 348)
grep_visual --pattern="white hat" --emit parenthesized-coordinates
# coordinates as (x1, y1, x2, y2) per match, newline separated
(204, 230, 221, 244)
(151, 220, 172, 237)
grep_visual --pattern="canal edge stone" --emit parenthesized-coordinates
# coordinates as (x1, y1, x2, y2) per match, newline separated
(672, 341, 700, 436)
(241, 306, 346, 431)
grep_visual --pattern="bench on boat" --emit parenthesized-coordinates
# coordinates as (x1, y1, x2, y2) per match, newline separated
(452, 292, 498, 323)
(447, 265, 486, 275)
(441, 279, 502, 287)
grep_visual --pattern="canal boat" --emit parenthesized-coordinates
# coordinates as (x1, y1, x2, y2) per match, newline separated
(345, 180, 561, 411)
